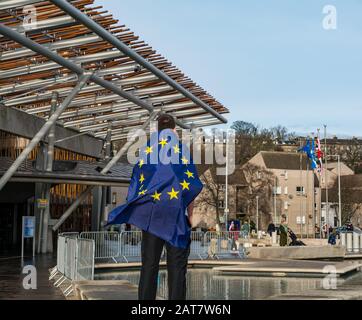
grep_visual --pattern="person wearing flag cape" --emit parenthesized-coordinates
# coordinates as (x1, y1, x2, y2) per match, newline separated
(107, 114, 203, 300)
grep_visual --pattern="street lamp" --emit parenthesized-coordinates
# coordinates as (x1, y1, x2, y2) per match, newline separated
(325, 154, 342, 228)
(256, 195, 259, 232)
(224, 130, 229, 232)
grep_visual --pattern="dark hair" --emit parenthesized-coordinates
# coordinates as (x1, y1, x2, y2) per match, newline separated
(157, 114, 176, 132)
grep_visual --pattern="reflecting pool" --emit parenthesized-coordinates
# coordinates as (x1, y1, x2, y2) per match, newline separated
(95, 268, 362, 300)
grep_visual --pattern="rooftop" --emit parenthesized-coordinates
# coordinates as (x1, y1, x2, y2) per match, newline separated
(0, 0, 229, 142)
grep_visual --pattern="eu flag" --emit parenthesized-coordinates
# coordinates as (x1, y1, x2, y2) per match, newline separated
(107, 130, 203, 249)
(298, 139, 317, 170)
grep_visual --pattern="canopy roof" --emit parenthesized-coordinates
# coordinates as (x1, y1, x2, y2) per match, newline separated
(0, 0, 229, 142)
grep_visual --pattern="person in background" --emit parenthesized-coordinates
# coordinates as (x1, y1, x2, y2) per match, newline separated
(314, 224, 320, 238)
(322, 223, 328, 239)
(279, 216, 288, 247)
(229, 221, 238, 251)
(267, 221, 276, 237)
(241, 220, 250, 239)
(328, 228, 337, 245)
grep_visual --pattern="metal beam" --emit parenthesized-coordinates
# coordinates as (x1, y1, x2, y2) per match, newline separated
(0, 23, 191, 130)
(0, 73, 92, 191)
(50, 0, 228, 125)
(52, 111, 159, 231)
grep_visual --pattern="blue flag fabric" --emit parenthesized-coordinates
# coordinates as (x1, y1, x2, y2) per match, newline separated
(107, 130, 203, 249)
(298, 139, 317, 170)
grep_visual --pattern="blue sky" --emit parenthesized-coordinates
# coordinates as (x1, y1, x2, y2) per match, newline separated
(95, 0, 362, 137)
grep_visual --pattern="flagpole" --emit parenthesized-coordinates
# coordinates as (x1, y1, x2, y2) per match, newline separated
(311, 133, 316, 239)
(324, 125, 329, 239)
(225, 130, 229, 232)
(317, 129, 322, 239)
(299, 137, 303, 239)
(338, 154, 342, 227)
(306, 136, 310, 239)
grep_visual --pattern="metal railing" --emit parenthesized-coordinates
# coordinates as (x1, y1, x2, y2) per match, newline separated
(204, 231, 245, 259)
(119, 231, 142, 263)
(189, 231, 207, 260)
(53, 234, 95, 296)
(76, 231, 246, 263)
(340, 231, 362, 253)
(80, 231, 120, 262)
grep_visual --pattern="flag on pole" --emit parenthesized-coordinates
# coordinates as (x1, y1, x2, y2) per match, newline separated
(298, 138, 318, 170)
(315, 134, 324, 173)
(107, 130, 203, 249)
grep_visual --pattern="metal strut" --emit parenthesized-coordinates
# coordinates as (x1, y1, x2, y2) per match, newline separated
(0, 73, 92, 191)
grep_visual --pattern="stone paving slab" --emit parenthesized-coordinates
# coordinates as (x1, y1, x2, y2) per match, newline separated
(212, 260, 362, 277)
(268, 286, 362, 300)
(73, 280, 164, 300)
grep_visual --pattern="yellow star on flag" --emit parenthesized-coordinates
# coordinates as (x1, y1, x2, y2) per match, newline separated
(185, 170, 194, 179)
(138, 189, 147, 196)
(159, 138, 168, 148)
(139, 173, 145, 184)
(180, 180, 190, 190)
(167, 187, 179, 200)
(181, 156, 189, 165)
(151, 191, 162, 201)
(145, 146, 153, 155)
(138, 159, 145, 168)
(173, 144, 180, 154)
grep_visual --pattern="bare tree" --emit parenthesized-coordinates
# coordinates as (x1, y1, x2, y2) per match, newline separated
(240, 163, 275, 228)
(196, 165, 225, 226)
(330, 177, 362, 225)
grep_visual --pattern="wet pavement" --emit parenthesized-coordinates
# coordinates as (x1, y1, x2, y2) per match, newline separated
(0, 254, 65, 300)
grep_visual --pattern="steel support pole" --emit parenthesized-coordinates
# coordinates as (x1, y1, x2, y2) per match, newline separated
(0, 23, 191, 130)
(50, 0, 228, 124)
(46, 92, 58, 172)
(40, 92, 58, 253)
(274, 177, 277, 224)
(324, 125, 329, 238)
(52, 112, 158, 231)
(0, 73, 91, 191)
(256, 196, 259, 232)
(338, 155, 342, 227)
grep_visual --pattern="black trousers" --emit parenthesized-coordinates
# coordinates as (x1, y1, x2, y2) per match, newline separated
(138, 231, 190, 300)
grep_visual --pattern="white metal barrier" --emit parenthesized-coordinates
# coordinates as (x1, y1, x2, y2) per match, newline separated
(54, 235, 95, 296)
(64, 237, 77, 280)
(120, 231, 142, 262)
(57, 231, 245, 269)
(76, 238, 95, 281)
(353, 233, 360, 253)
(204, 231, 244, 259)
(340, 232, 346, 247)
(56, 235, 66, 275)
(190, 231, 207, 260)
(80, 231, 120, 262)
(346, 232, 353, 252)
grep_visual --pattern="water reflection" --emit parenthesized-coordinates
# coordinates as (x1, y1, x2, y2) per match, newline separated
(95, 268, 353, 300)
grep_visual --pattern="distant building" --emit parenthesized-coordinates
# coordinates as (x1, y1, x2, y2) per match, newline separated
(247, 151, 316, 236)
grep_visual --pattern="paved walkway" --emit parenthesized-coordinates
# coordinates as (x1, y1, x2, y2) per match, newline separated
(0, 254, 64, 300)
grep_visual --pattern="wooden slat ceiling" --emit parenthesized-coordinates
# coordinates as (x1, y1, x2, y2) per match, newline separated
(0, 0, 229, 141)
